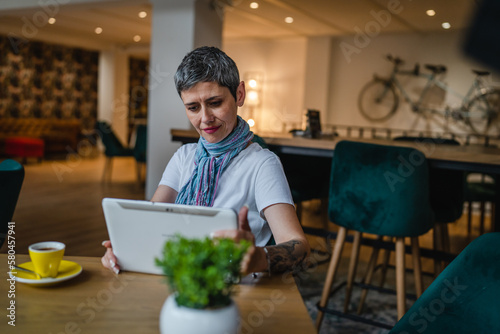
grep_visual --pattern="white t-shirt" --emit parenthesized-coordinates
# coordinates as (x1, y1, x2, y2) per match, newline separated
(159, 142, 294, 246)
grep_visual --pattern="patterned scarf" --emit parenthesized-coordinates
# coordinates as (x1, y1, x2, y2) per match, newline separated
(175, 116, 254, 206)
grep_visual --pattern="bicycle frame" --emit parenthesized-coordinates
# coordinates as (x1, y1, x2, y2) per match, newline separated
(382, 65, 490, 118)
(359, 55, 500, 134)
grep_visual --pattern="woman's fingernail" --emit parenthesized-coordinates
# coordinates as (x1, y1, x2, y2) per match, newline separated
(101, 241, 107, 246)
(110, 260, 116, 268)
(113, 267, 120, 274)
(243, 204, 249, 209)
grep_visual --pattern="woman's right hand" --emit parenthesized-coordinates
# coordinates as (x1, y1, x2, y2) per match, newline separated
(101, 240, 120, 274)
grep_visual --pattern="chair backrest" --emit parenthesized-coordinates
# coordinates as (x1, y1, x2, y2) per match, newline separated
(95, 121, 127, 156)
(0, 159, 25, 248)
(389, 232, 500, 334)
(133, 124, 147, 163)
(329, 140, 434, 237)
(252, 134, 268, 149)
(393, 136, 464, 223)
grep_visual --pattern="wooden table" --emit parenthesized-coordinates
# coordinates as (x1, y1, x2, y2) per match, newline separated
(171, 129, 500, 232)
(0, 255, 315, 334)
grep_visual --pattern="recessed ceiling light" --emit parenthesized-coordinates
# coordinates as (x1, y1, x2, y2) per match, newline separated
(250, 2, 259, 9)
(95, 27, 103, 34)
(426, 9, 436, 17)
(133, 35, 141, 42)
(285, 16, 294, 24)
(442, 22, 451, 29)
(138, 11, 147, 18)
(48, 17, 56, 24)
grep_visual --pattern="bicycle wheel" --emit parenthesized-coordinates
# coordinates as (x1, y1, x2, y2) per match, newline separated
(466, 89, 500, 134)
(358, 79, 399, 122)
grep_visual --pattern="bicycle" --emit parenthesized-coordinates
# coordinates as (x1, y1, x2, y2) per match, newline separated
(358, 54, 500, 134)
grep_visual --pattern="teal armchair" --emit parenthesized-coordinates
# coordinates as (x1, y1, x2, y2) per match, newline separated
(95, 121, 134, 181)
(390, 232, 500, 334)
(0, 159, 24, 248)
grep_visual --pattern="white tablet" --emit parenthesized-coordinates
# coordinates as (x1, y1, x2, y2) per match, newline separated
(102, 198, 238, 275)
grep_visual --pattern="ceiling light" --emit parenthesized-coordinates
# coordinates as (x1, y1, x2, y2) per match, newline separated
(442, 22, 451, 29)
(48, 17, 56, 24)
(250, 2, 259, 9)
(138, 11, 147, 18)
(285, 16, 294, 24)
(426, 9, 436, 17)
(133, 35, 141, 42)
(95, 27, 103, 34)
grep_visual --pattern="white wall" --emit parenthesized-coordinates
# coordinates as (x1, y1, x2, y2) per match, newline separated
(224, 38, 307, 133)
(328, 29, 499, 134)
(226, 30, 499, 136)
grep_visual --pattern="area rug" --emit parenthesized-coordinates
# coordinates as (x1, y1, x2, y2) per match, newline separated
(295, 268, 400, 334)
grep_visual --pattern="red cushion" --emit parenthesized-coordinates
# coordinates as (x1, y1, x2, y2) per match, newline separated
(5, 137, 45, 158)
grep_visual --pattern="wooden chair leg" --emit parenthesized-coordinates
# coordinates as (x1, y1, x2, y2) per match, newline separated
(103, 157, 113, 182)
(357, 235, 382, 315)
(411, 237, 423, 298)
(467, 201, 473, 237)
(344, 231, 361, 313)
(378, 236, 392, 288)
(320, 198, 331, 253)
(480, 201, 486, 235)
(316, 227, 347, 331)
(491, 203, 496, 233)
(433, 224, 444, 276)
(136, 161, 145, 185)
(395, 237, 406, 320)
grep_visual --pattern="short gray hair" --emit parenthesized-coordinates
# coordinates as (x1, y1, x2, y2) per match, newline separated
(174, 46, 240, 101)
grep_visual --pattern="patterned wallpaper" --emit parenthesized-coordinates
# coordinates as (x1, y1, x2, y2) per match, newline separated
(0, 35, 98, 130)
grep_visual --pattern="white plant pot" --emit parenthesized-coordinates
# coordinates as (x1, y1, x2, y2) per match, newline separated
(159, 294, 240, 334)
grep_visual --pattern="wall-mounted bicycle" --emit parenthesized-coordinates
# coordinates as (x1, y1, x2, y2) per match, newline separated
(358, 54, 500, 134)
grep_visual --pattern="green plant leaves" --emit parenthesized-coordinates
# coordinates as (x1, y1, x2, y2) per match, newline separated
(155, 235, 250, 309)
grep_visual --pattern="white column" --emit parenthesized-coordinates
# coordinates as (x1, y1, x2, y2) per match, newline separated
(146, 0, 223, 199)
(98, 51, 115, 124)
(303, 36, 332, 125)
(97, 49, 129, 145)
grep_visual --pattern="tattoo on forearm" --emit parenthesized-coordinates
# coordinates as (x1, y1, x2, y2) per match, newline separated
(265, 240, 307, 273)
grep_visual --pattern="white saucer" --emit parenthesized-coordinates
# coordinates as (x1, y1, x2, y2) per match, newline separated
(9, 260, 83, 286)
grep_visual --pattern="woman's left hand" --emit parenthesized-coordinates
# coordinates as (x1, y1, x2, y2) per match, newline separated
(212, 205, 267, 274)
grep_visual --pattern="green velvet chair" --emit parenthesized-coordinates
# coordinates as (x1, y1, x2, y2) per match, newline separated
(275, 153, 331, 223)
(0, 159, 24, 248)
(389, 232, 500, 334)
(95, 121, 134, 181)
(393, 137, 465, 275)
(315, 140, 435, 331)
(252, 134, 268, 149)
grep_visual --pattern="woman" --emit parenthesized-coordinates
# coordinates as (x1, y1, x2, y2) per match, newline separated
(102, 46, 309, 275)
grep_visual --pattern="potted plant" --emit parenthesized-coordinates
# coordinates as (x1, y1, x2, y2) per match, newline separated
(155, 235, 250, 334)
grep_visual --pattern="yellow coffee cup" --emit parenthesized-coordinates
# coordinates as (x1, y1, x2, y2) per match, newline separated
(28, 241, 65, 278)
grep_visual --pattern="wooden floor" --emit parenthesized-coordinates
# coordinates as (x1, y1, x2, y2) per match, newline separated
(1, 154, 146, 256)
(1, 153, 491, 274)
